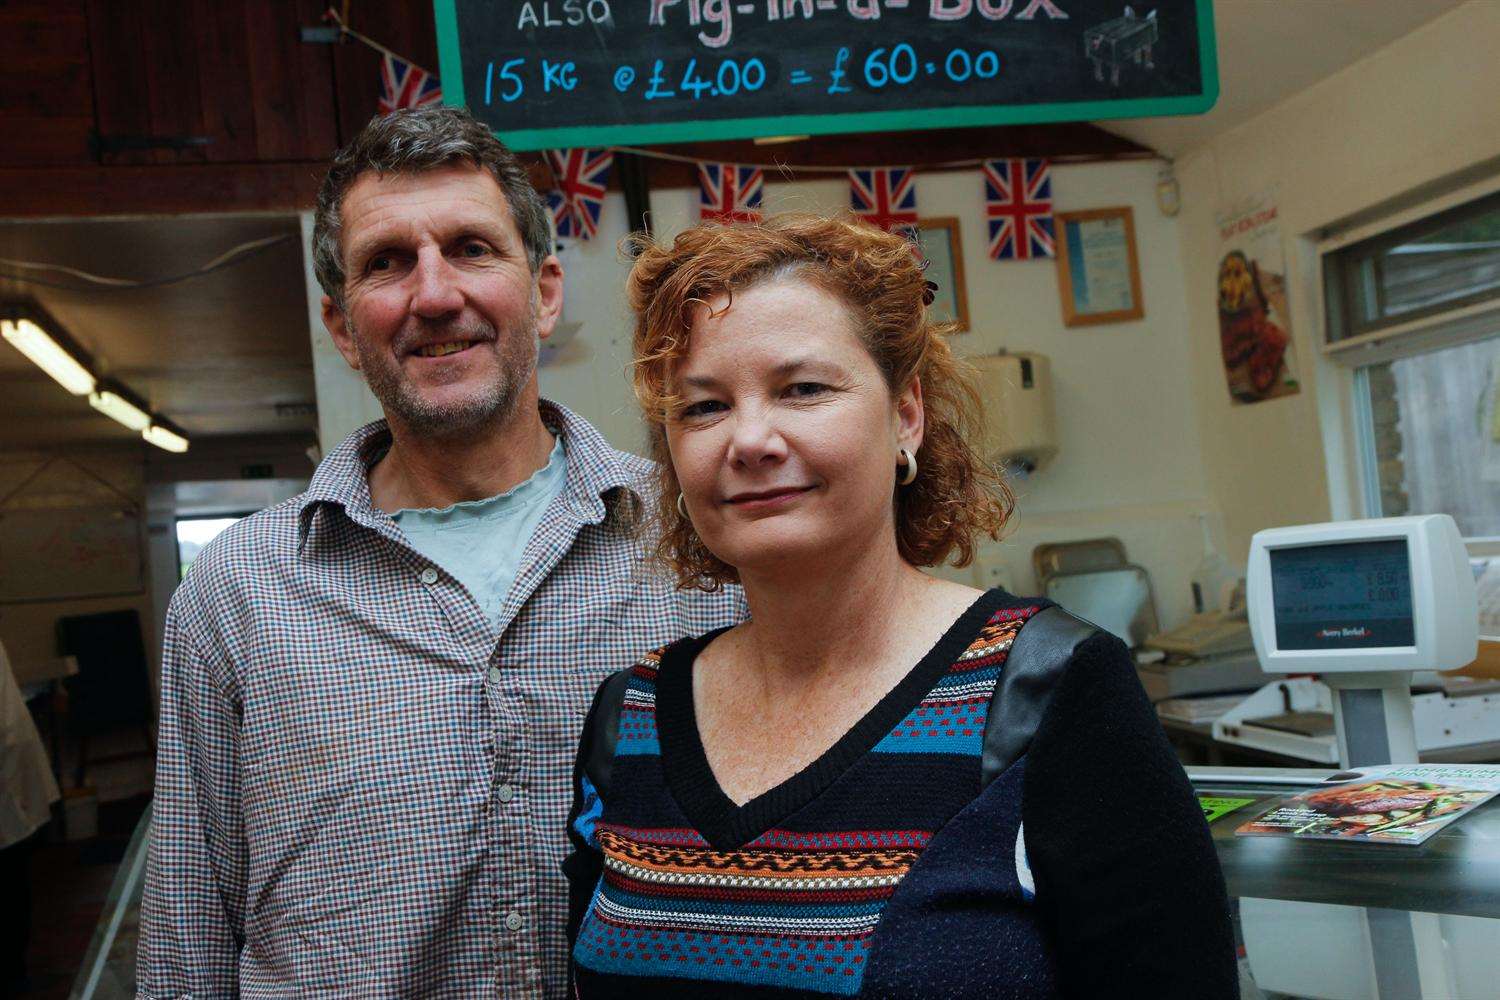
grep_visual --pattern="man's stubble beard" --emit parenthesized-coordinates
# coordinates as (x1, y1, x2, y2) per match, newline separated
(351, 307, 541, 437)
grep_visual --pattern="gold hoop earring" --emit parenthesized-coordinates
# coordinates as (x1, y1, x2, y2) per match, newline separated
(676, 492, 689, 518)
(897, 448, 918, 486)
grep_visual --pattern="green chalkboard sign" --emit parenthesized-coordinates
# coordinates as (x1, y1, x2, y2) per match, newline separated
(434, 0, 1218, 151)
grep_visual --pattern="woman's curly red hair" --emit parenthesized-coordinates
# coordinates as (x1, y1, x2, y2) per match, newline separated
(628, 213, 1014, 591)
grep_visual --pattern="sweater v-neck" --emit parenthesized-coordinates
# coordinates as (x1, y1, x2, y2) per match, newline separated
(654, 588, 1008, 851)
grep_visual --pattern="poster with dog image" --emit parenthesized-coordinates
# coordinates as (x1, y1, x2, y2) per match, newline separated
(1216, 193, 1300, 404)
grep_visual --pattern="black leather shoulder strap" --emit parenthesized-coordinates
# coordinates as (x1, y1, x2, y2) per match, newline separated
(582, 668, 634, 802)
(981, 605, 1101, 787)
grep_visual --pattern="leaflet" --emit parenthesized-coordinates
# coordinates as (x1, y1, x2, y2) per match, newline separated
(1234, 764, 1500, 845)
(1199, 796, 1256, 824)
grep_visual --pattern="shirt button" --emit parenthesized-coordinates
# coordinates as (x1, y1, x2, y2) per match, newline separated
(419, 567, 438, 585)
(486, 666, 502, 685)
(505, 911, 524, 931)
(497, 783, 515, 803)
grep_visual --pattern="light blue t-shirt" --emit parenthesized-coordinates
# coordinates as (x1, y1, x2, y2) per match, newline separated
(392, 436, 568, 626)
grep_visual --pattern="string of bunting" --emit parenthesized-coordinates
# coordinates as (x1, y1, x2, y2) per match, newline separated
(554, 150, 1058, 266)
(332, 11, 1059, 260)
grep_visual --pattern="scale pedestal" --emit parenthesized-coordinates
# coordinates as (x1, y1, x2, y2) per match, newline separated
(1326, 672, 1419, 768)
(1329, 675, 1442, 996)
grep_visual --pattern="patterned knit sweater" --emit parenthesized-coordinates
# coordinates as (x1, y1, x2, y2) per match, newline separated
(563, 590, 1237, 999)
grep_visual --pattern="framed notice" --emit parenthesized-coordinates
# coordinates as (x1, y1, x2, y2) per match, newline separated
(435, 1, 1220, 151)
(1054, 206, 1143, 327)
(917, 218, 969, 332)
(0, 506, 144, 603)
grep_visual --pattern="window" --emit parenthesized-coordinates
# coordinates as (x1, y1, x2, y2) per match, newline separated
(1355, 336, 1500, 538)
(175, 516, 243, 580)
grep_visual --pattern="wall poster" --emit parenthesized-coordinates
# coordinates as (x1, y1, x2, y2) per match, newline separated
(1215, 192, 1300, 404)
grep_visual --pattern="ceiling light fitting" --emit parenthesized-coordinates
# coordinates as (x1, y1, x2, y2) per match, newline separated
(89, 382, 152, 432)
(143, 421, 189, 454)
(0, 313, 96, 395)
(2, 305, 190, 452)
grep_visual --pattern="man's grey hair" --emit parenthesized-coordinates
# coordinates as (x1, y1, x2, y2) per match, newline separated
(311, 106, 552, 309)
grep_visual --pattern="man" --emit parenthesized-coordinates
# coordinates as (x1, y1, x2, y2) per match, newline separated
(138, 107, 742, 998)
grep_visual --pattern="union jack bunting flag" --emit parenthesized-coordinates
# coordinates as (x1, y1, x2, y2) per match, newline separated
(545, 148, 614, 242)
(377, 54, 442, 114)
(848, 168, 919, 240)
(698, 163, 764, 224)
(984, 158, 1055, 260)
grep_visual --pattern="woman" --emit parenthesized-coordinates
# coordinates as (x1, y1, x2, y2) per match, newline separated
(564, 215, 1237, 998)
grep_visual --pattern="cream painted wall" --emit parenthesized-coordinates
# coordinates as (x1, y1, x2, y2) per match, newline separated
(1173, 1, 1500, 564)
(0, 449, 153, 687)
(538, 161, 1221, 627)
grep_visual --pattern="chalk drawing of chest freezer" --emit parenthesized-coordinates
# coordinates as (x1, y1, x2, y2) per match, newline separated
(1083, 7, 1160, 87)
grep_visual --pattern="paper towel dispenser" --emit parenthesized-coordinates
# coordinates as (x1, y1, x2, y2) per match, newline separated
(969, 351, 1058, 474)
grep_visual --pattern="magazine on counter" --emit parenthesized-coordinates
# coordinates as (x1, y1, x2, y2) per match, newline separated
(1234, 764, 1500, 845)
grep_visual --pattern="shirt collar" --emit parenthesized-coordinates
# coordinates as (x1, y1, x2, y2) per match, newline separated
(541, 398, 639, 523)
(297, 399, 639, 545)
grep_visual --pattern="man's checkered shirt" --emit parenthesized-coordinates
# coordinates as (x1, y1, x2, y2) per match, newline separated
(138, 401, 744, 998)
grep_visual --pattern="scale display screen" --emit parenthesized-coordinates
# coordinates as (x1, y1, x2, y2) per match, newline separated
(1269, 539, 1415, 650)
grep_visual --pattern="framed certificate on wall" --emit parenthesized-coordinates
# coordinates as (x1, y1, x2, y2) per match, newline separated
(1055, 207, 1144, 327)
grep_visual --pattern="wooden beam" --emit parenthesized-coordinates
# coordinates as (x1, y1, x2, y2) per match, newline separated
(0, 162, 325, 217)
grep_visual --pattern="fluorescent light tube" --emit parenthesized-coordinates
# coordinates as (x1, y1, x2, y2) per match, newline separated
(89, 388, 151, 431)
(143, 423, 189, 453)
(1, 317, 96, 395)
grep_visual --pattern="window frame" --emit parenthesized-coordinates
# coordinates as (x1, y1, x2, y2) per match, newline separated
(1317, 178, 1500, 549)
(1323, 187, 1500, 345)
(173, 512, 255, 581)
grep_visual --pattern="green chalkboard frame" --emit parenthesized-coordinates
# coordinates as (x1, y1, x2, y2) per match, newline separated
(434, 0, 1218, 152)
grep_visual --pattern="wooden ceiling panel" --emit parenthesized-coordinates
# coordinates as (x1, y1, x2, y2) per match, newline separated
(331, 2, 440, 144)
(140, 0, 210, 166)
(86, 0, 154, 166)
(242, 0, 338, 162)
(191, 2, 261, 163)
(0, 3, 92, 119)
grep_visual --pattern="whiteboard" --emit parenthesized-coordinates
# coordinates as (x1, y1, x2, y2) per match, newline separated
(0, 506, 144, 603)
